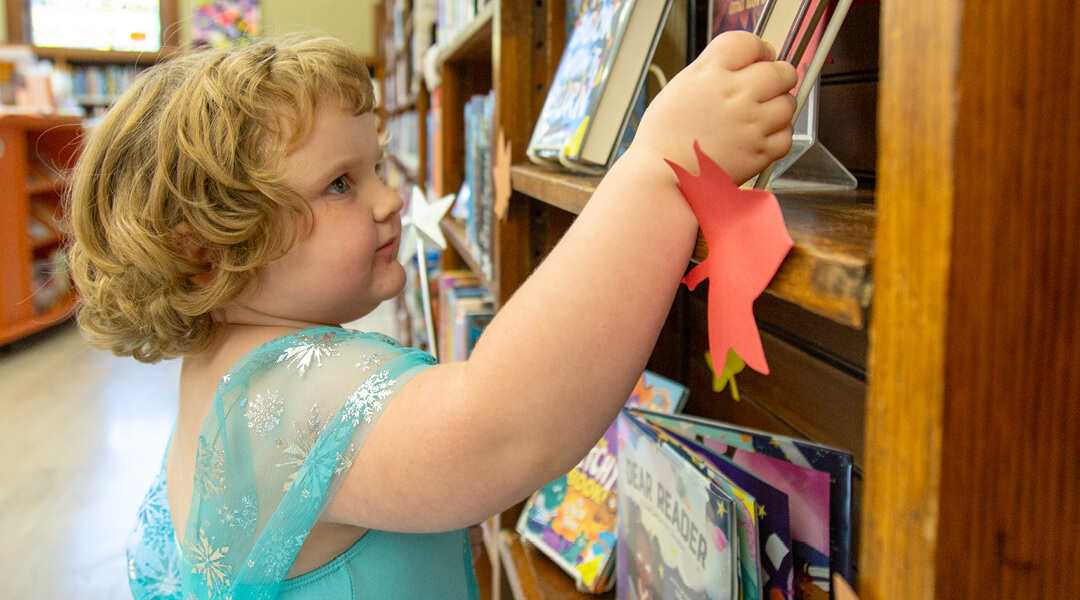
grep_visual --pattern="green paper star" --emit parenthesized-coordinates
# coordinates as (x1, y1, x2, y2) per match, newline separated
(706, 349, 745, 400)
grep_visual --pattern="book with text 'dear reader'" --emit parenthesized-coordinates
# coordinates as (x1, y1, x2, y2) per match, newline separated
(616, 409, 739, 600)
(526, 0, 673, 174)
(633, 409, 853, 600)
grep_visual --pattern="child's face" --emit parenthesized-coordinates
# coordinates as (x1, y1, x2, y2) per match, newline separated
(231, 103, 404, 327)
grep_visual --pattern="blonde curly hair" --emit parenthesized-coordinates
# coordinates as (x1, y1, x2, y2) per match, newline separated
(67, 36, 377, 363)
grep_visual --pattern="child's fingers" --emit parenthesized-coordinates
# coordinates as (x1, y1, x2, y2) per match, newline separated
(740, 60, 799, 102)
(763, 124, 795, 161)
(704, 31, 776, 72)
(760, 93, 798, 133)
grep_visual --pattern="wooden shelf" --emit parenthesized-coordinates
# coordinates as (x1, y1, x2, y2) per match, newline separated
(387, 153, 422, 186)
(498, 530, 616, 600)
(0, 114, 82, 131)
(437, 2, 495, 65)
(440, 217, 496, 296)
(26, 178, 66, 196)
(31, 46, 172, 65)
(511, 163, 876, 329)
(0, 291, 76, 347)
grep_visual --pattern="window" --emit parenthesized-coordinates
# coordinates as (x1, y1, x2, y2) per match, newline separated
(30, 0, 162, 52)
(5, 0, 178, 54)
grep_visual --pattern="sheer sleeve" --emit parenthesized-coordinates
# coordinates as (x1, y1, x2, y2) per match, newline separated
(181, 326, 436, 600)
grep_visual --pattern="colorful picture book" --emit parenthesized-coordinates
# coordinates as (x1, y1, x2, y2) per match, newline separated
(617, 410, 739, 600)
(526, 0, 672, 172)
(630, 409, 853, 600)
(517, 371, 690, 593)
(635, 417, 796, 600)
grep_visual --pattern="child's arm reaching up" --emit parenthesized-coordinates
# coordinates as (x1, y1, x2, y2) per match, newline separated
(327, 31, 798, 532)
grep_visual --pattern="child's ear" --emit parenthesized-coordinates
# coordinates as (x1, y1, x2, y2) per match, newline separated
(171, 222, 216, 287)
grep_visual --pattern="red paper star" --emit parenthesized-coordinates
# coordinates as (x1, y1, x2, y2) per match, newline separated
(665, 142, 793, 374)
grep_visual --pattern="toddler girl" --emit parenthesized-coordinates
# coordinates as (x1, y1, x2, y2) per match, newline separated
(67, 32, 795, 600)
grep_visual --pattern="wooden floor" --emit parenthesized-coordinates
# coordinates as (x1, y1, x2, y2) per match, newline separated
(0, 304, 399, 599)
(0, 322, 179, 600)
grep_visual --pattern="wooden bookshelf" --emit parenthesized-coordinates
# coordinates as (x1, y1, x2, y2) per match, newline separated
(440, 217, 497, 295)
(377, 0, 1080, 598)
(511, 163, 875, 329)
(436, 2, 495, 66)
(29, 46, 172, 65)
(0, 114, 82, 346)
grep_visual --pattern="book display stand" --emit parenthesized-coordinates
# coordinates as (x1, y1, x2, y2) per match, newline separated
(752, 83, 857, 192)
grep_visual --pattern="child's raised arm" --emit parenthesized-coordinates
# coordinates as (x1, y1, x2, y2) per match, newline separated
(326, 31, 798, 532)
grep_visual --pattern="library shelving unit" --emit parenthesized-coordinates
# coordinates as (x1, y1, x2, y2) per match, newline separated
(379, 0, 1080, 598)
(0, 114, 81, 345)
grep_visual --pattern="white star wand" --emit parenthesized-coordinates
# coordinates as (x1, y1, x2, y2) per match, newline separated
(398, 185, 455, 361)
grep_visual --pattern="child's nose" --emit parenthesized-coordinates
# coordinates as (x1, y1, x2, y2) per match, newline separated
(374, 183, 403, 222)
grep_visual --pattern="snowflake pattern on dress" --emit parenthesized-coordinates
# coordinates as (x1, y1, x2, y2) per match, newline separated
(245, 389, 285, 435)
(185, 528, 231, 590)
(195, 436, 227, 499)
(276, 332, 341, 376)
(135, 476, 175, 550)
(260, 529, 309, 577)
(275, 404, 325, 491)
(355, 352, 381, 372)
(340, 369, 395, 426)
(218, 492, 258, 533)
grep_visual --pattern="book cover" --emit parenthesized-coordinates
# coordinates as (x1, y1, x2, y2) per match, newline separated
(708, 0, 771, 39)
(637, 415, 795, 600)
(642, 419, 765, 600)
(528, 0, 636, 159)
(617, 410, 739, 600)
(527, 0, 671, 170)
(636, 411, 853, 600)
(516, 371, 690, 593)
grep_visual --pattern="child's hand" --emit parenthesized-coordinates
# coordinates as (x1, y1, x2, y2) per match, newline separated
(633, 31, 798, 185)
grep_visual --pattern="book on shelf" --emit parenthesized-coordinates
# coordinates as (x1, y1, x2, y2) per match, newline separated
(435, 271, 494, 362)
(708, 0, 857, 191)
(617, 409, 740, 600)
(635, 416, 795, 600)
(526, 0, 673, 173)
(516, 371, 690, 593)
(628, 409, 854, 600)
(455, 90, 495, 280)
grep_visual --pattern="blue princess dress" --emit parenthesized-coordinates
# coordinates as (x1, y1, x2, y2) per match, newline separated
(126, 326, 480, 599)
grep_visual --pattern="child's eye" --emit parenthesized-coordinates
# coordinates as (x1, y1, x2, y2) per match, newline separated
(326, 176, 350, 195)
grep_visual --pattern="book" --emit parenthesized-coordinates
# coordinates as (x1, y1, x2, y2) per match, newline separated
(636, 416, 795, 600)
(634, 410, 853, 600)
(516, 371, 690, 593)
(617, 410, 739, 600)
(436, 271, 479, 360)
(526, 0, 673, 172)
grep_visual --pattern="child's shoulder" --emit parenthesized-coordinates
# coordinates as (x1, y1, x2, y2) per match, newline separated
(219, 325, 410, 379)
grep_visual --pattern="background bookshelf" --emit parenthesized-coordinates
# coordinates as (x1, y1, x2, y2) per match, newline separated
(0, 114, 81, 346)
(383, 0, 1080, 597)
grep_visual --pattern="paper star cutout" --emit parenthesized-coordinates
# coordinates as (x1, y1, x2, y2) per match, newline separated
(706, 349, 745, 400)
(399, 186, 456, 263)
(492, 128, 512, 221)
(666, 141, 793, 375)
